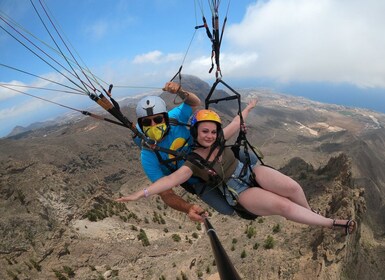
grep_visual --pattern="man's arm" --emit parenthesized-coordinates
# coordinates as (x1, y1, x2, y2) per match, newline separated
(159, 189, 206, 222)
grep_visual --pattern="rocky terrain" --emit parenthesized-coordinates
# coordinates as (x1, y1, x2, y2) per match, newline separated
(1, 76, 384, 279)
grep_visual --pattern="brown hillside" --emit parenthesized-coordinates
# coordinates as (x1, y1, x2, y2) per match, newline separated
(1, 76, 384, 279)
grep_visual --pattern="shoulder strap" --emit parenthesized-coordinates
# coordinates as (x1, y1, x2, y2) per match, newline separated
(169, 117, 190, 127)
(152, 136, 190, 173)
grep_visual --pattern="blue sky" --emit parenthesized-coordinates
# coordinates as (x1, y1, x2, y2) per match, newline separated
(1, 0, 385, 137)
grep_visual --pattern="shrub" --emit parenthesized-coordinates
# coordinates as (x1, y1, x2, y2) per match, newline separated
(53, 270, 68, 280)
(196, 223, 202, 231)
(63, 266, 75, 277)
(181, 271, 188, 280)
(264, 235, 275, 249)
(137, 229, 150, 246)
(246, 226, 256, 239)
(241, 250, 247, 258)
(172, 234, 181, 242)
(272, 224, 281, 233)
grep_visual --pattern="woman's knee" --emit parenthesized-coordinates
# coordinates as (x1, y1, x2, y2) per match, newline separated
(274, 199, 295, 216)
(287, 180, 304, 195)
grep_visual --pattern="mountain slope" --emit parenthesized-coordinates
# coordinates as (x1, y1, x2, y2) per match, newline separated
(1, 75, 384, 279)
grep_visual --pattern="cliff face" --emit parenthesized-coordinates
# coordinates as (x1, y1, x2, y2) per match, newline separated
(1, 77, 384, 279)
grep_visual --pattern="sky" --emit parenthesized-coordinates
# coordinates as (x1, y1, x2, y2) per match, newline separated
(1, 0, 385, 138)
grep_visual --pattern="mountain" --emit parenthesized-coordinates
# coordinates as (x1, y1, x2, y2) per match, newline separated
(1, 75, 384, 280)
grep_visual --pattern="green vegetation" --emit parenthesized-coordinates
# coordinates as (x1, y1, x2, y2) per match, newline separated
(172, 234, 181, 242)
(63, 266, 75, 277)
(52, 265, 75, 279)
(180, 271, 188, 280)
(272, 224, 281, 233)
(131, 225, 138, 231)
(206, 265, 211, 273)
(53, 269, 68, 280)
(241, 249, 247, 258)
(264, 235, 275, 249)
(152, 211, 166, 224)
(84, 201, 139, 222)
(245, 225, 257, 239)
(137, 229, 150, 246)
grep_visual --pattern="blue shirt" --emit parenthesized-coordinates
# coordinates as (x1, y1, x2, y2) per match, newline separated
(140, 103, 194, 183)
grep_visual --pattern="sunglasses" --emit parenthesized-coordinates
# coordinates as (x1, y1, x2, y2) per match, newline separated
(141, 115, 165, 126)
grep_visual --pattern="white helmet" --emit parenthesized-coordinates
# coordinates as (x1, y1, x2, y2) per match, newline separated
(136, 96, 167, 118)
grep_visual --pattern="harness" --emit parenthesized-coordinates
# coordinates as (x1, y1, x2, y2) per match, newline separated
(186, 146, 259, 220)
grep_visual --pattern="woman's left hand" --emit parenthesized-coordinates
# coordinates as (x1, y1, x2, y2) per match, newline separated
(115, 192, 142, 202)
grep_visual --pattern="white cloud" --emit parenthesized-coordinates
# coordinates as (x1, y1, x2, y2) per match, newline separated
(133, 50, 182, 64)
(0, 80, 25, 101)
(225, 0, 385, 88)
(0, 98, 45, 121)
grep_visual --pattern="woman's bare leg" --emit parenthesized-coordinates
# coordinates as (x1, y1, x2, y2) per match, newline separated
(253, 165, 312, 210)
(238, 187, 334, 227)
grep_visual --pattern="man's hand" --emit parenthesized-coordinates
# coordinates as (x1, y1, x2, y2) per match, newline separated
(163, 81, 180, 94)
(188, 204, 207, 223)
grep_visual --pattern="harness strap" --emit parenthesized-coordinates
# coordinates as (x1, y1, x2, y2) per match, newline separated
(153, 136, 190, 172)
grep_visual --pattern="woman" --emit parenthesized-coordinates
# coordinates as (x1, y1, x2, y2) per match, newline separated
(117, 99, 356, 235)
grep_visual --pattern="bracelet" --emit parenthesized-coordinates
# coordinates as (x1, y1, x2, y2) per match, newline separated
(143, 188, 150, 198)
(177, 89, 189, 100)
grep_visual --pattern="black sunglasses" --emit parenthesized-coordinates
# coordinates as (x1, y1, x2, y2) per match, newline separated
(141, 115, 164, 126)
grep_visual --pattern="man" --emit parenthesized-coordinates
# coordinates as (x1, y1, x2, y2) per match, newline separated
(135, 81, 206, 222)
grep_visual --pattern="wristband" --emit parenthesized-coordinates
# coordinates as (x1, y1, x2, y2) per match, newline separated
(143, 188, 150, 198)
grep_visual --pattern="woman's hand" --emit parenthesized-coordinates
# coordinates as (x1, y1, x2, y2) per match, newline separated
(245, 98, 258, 111)
(115, 191, 142, 202)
